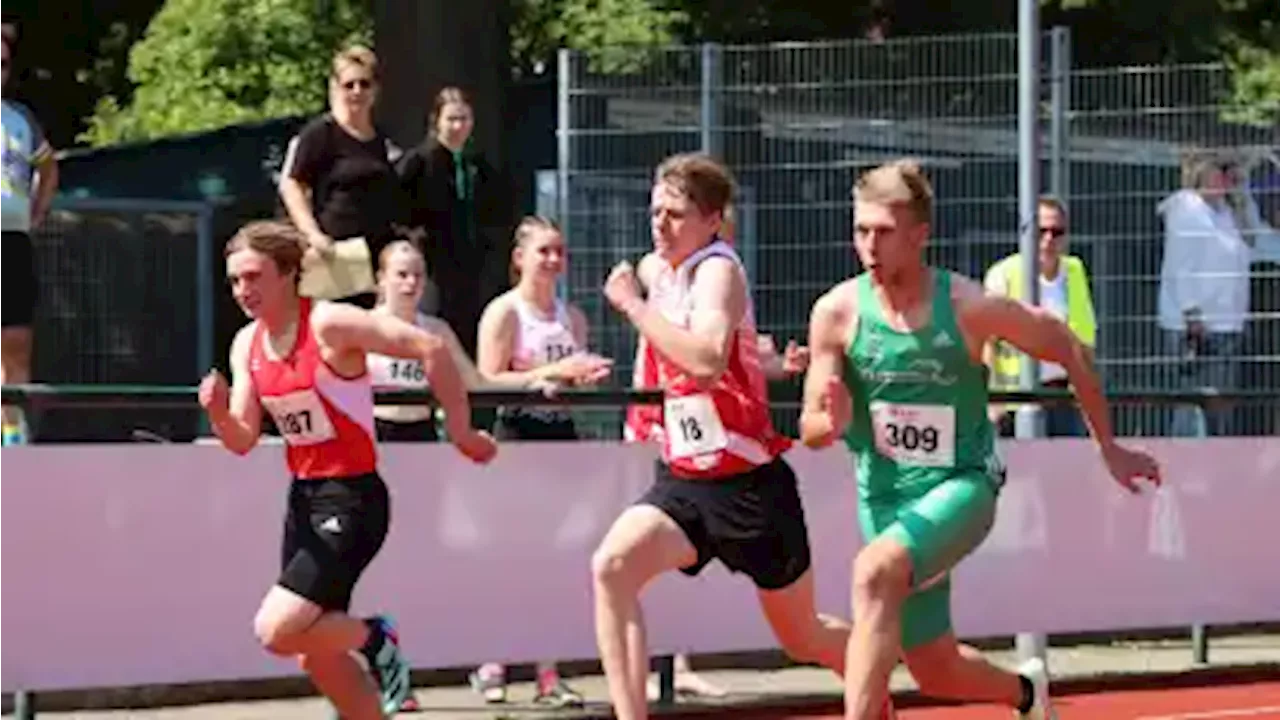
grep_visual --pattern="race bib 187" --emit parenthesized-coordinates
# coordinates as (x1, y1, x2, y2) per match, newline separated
(664, 394, 728, 459)
(261, 389, 338, 446)
(869, 401, 956, 467)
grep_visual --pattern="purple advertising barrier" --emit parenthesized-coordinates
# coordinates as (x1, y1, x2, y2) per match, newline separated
(2, 438, 1277, 693)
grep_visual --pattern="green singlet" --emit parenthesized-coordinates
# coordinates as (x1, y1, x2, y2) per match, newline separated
(841, 268, 1006, 650)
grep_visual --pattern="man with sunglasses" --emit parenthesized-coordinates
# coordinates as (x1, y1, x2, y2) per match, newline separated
(983, 196, 1098, 437)
(0, 33, 58, 443)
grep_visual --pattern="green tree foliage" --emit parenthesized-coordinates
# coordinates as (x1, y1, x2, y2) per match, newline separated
(58, 0, 1279, 146)
(79, 0, 685, 145)
(510, 0, 687, 76)
(80, 0, 371, 147)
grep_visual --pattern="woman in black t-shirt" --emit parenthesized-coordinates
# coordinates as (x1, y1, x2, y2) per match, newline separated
(279, 45, 404, 308)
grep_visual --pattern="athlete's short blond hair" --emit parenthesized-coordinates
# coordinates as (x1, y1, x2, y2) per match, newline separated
(852, 159, 934, 225)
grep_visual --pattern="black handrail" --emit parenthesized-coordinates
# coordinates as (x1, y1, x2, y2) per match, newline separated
(2, 383, 1274, 410)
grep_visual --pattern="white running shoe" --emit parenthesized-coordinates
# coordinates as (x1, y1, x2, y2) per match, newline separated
(1015, 657, 1057, 719)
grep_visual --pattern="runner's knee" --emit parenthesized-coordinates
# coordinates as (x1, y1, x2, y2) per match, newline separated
(852, 540, 912, 607)
(254, 610, 297, 656)
(773, 619, 828, 665)
(254, 603, 311, 656)
(591, 540, 644, 591)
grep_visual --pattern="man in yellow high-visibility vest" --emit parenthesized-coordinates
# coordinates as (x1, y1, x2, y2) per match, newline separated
(984, 196, 1098, 437)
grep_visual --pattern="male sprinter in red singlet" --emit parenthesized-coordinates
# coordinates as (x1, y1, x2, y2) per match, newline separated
(198, 220, 497, 720)
(595, 153, 874, 720)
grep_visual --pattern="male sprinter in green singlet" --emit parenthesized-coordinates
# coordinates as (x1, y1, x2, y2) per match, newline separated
(800, 160, 1161, 720)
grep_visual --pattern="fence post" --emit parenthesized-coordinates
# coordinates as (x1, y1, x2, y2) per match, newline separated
(1190, 406, 1209, 664)
(1047, 26, 1071, 201)
(699, 43, 722, 158)
(555, 48, 573, 303)
(1016, 0, 1049, 672)
(195, 205, 215, 437)
(14, 689, 35, 719)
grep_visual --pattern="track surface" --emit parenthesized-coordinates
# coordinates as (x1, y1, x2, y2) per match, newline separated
(724, 682, 1280, 720)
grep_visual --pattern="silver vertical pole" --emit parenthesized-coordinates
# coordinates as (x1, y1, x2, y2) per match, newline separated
(1015, 0, 1048, 669)
(196, 205, 215, 438)
(1048, 26, 1071, 201)
(556, 49, 573, 302)
(556, 49, 572, 232)
(699, 43, 721, 158)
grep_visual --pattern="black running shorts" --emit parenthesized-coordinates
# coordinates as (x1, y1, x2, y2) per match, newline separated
(278, 473, 390, 611)
(638, 456, 813, 591)
(2, 231, 37, 329)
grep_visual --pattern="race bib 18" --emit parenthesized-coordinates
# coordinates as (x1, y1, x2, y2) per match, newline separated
(664, 394, 729, 459)
(869, 401, 955, 467)
(261, 389, 338, 446)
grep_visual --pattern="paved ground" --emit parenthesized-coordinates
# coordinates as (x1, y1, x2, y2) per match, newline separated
(7, 634, 1278, 719)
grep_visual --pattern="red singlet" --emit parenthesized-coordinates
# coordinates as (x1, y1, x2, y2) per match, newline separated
(640, 241, 790, 478)
(248, 298, 378, 479)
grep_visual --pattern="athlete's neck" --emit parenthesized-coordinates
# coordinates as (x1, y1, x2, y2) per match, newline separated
(874, 265, 931, 314)
(664, 235, 718, 268)
(378, 298, 418, 323)
(260, 295, 302, 337)
(517, 279, 557, 315)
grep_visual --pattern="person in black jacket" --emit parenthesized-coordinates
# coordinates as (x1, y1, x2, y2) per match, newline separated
(397, 86, 516, 359)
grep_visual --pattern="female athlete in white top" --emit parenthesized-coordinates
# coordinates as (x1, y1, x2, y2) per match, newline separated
(468, 216, 613, 707)
(368, 241, 485, 443)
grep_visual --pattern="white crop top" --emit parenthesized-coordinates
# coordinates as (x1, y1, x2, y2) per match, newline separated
(368, 312, 433, 423)
(510, 297, 578, 371)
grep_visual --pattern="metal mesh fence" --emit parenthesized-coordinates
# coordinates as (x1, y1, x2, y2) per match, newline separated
(556, 32, 1280, 439)
(29, 199, 215, 442)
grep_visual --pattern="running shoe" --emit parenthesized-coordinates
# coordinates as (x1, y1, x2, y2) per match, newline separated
(469, 662, 507, 704)
(1015, 657, 1058, 719)
(361, 615, 412, 716)
(533, 677, 584, 708)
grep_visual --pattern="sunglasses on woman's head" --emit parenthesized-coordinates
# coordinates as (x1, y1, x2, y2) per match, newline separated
(341, 78, 372, 91)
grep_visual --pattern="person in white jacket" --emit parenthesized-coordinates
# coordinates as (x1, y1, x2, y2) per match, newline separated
(1156, 150, 1280, 437)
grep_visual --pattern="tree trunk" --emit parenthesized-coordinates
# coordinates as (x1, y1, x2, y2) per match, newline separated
(373, 0, 511, 170)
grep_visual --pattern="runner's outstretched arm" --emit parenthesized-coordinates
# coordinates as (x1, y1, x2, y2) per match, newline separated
(314, 303, 473, 436)
(957, 279, 1161, 492)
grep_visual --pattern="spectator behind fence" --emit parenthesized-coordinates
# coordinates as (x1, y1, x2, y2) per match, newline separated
(279, 45, 406, 309)
(983, 196, 1097, 437)
(2, 24, 58, 446)
(469, 216, 611, 708)
(1157, 149, 1280, 437)
(397, 86, 516, 360)
(368, 241, 482, 444)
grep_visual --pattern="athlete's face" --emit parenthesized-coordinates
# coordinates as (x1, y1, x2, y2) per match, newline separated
(650, 181, 721, 265)
(379, 247, 425, 307)
(853, 200, 928, 285)
(436, 101, 474, 151)
(227, 249, 293, 319)
(514, 228, 566, 281)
